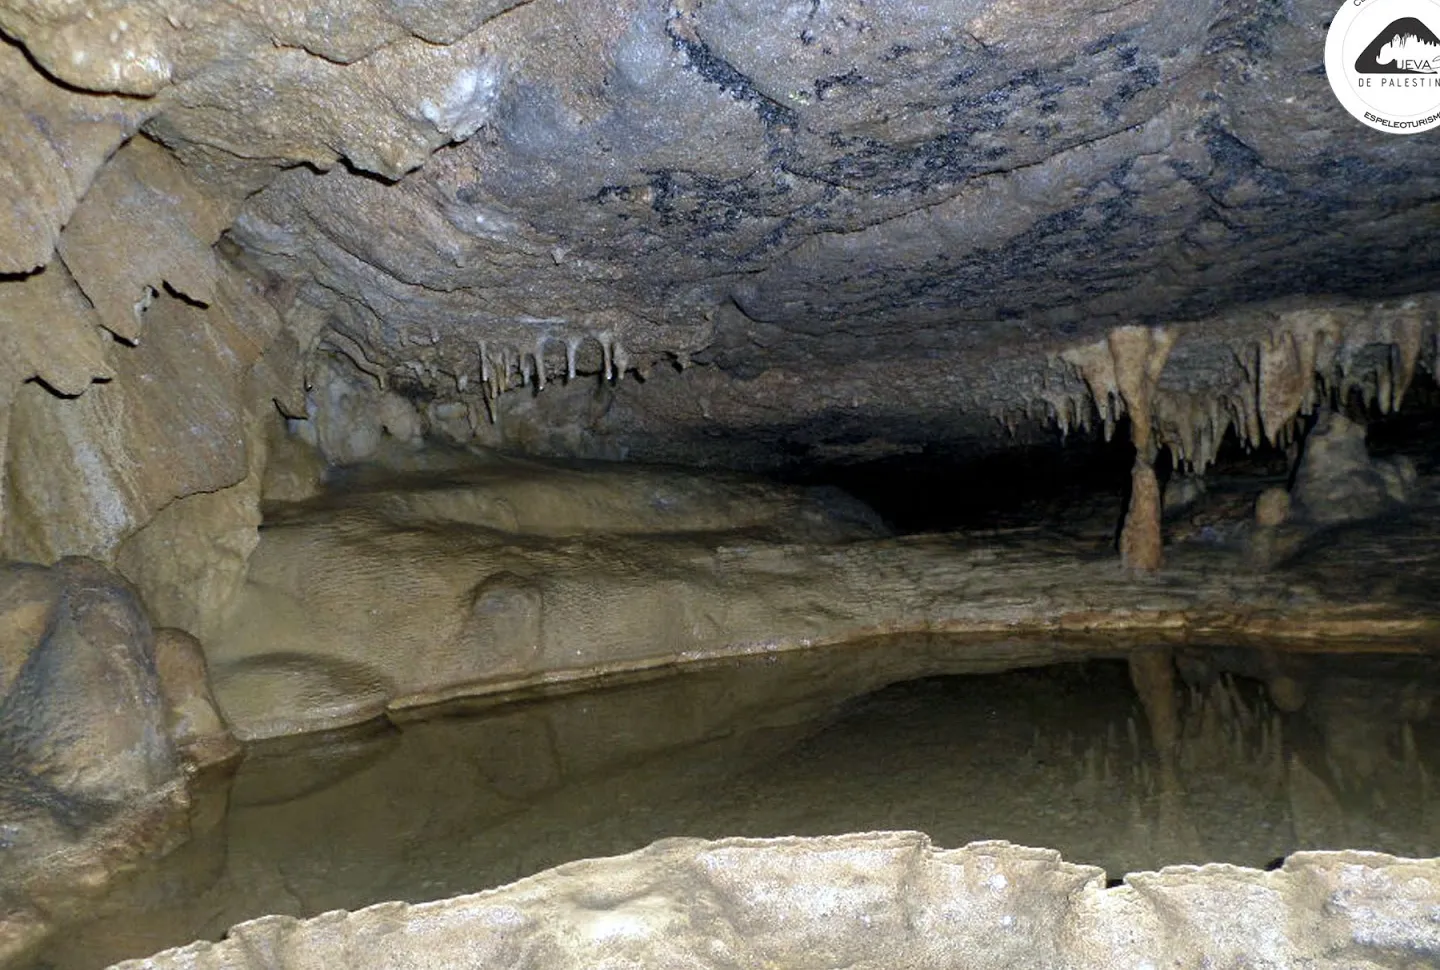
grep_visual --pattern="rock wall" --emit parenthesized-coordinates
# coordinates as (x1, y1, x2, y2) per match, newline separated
(0, 126, 308, 645)
(0, 559, 237, 967)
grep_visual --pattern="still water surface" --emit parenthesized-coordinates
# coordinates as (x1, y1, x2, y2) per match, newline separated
(36, 637, 1440, 969)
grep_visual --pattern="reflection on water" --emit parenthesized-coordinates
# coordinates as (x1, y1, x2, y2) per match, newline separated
(34, 638, 1440, 970)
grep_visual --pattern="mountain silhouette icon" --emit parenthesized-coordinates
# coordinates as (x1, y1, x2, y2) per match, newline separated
(1355, 17, 1440, 73)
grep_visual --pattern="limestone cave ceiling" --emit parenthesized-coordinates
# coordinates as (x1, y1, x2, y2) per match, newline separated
(5, 0, 1440, 464)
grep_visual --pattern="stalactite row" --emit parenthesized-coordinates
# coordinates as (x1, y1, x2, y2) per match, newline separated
(987, 297, 1440, 573)
(479, 331, 630, 393)
(1028, 298, 1439, 476)
(305, 315, 653, 442)
(470, 329, 632, 422)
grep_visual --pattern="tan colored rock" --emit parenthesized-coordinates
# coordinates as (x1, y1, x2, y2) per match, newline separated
(0, 560, 186, 917)
(0, 906, 50, 970)
(305, 353, 387, 464)
(151, 28, 501, 179)
(1111, 327, 1175, 572)
(0, 94, 82, 275)
(1065, 326, 1175, 572)
(115, 483, 263, 646)
(1258, 319, 1326, 446)
(0, 41, 149, 273)
(205, 453, 1433, 741)
(152, 629, 242, 770)
(0, 261, 117, 539)
(112, 392, 284, 647)
(376, 393, 424, 445)
(1120, 459, 1163, 572)
(0, 3, 179, 96)
(1254, 487, 1291, 529)
(210, 652, 395, 742)
(0, 563, 61, 699)
(425, 399, 478, 446)
(113, 312, 305, 643)
(0, 559, 180, 807)
(58, 137, 232, 343)
(319, 455, 885, 540)
(261, 431, 328, 504)
(108, 833, 1440, 970)
(1292, 411, 1411, 526)
(2, 271, 270, 563)
(0, 261, 115, 396)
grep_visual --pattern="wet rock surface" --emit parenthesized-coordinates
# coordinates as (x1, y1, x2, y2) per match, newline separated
(0, 560, 206, 968)
(0, 560, 179, 831)
(195, 444, 1440, 741)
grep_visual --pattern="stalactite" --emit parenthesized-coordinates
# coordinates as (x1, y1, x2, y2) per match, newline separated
(1041, 297, 1439, 481)
(1055, 326, 1175, 570)
(1060, 338, 1121, 443)
(600, 332, 615, 383)
(458, 321, 665, 424)
(613, 340, 630, 382)
(1259, 326, 1317, 445)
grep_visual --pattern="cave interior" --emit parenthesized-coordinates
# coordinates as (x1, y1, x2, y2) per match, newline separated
(2, 0, 1440, 966)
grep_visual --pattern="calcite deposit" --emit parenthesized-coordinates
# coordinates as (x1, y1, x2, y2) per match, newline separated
(109, 833, 1440, 970)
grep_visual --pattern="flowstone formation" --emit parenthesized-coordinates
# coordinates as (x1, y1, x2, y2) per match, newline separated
(112, 833, 1440, 970)
(196, 442, 1440, 743)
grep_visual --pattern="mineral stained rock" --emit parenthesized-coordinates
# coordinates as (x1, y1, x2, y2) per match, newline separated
(0, 2, 1437, 961)
(0, 559, 191, 914)
(109, 832, 1440, 970)
(151, 629, 242, 772)
(1, 0, 1438, 552)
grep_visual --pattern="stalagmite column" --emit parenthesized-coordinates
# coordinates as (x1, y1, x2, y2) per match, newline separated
(1122, 460, 1163, 570)
(1108, 326, 1176, 572)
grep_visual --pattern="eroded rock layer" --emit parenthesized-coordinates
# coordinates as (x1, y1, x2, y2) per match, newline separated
(200, 447, 1440, 740)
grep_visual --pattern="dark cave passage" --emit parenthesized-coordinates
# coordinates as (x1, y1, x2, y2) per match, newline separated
(781, 369, 1440, 541)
